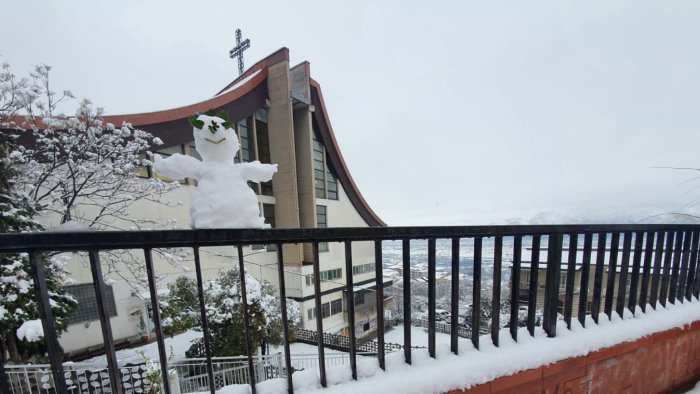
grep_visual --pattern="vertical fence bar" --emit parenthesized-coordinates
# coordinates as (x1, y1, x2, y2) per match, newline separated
(543, 234, 562, 337)
(374, 240, 386, 370)
(237, 245, 257, 393)
(28, 252, 68, 393)
(660, 231, 675, 307)
(591, 233, 607, 324)
(694, 238, 700, 299)
(604, 233, 620, 319)
(650, 232, 665, 309)
(563, 233, 578, 329)
(669, 231, 684, 305)
(639, 232, 655, 312)
(510, 236, 522, 340)
(686, 231, 699, 301)
(428, 238, 436, 358)
(491, 236, 503, 345)
(616, 233, 632, 317)
(312, 242, 327, 387)
(143, 248, 171, 394)
(275, 245, 294, 393)
(192, 247, 216, 394)
(451, 237, 461, 353)
(678, 231, 693, 302)
(0, 324, 11, 394)
(627, 232, 644, 313)
(578, 234, 593, 327)
(344, 242, 358, 379)
(472, 237, 482, 348)
(527, 235, 541, 336)
(87, 250, 123, 394)
(402, 239, 412, 364)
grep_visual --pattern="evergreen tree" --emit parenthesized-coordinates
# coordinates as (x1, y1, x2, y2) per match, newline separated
(160, 268, 300, 357)
(0, 133, 77, 362)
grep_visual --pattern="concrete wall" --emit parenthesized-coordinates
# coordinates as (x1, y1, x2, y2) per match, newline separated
(448, 321, 700, 394)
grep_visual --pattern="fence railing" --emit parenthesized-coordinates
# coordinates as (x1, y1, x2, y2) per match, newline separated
(1, 224, 699, 394)
(2, 353, 369, 393)
(294, 328, 408, 353)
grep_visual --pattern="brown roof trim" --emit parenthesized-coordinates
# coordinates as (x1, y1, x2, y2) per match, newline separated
(215, 47, 289, 96)
(309, 78, 386, 227)
(102, 69, 268, 127)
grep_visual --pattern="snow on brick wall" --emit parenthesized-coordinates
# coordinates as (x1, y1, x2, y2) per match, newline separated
(450, 321, 700, 393)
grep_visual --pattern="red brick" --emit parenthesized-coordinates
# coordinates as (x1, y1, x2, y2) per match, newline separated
(446, 383, 490, 394)
(490, 368, 542, 392)
(543, 366, 588, 388)
(542, 357, 588, 378)
(491, 380, 542, 394)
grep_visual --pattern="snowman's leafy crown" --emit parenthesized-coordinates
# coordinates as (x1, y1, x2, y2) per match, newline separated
(188, 109, 233, 134)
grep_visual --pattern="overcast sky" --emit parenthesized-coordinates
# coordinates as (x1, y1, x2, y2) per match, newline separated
(3, 1, 700, 225)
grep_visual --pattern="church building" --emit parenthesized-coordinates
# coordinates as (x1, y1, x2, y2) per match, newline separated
(42, 47, 389, 354)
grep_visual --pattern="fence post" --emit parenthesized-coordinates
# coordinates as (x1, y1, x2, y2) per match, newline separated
(543, 234, 562, 337)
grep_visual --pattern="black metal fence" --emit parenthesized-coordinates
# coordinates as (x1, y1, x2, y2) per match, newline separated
(1, 224, 699, 394)
(294, 328, 408, 354)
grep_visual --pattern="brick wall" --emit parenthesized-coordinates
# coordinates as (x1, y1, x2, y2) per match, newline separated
(448, 320, 700, 394)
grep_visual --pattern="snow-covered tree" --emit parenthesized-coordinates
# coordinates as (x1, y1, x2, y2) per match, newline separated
(1, 60, 183, 289)
(161, 268, 300, 357)
(0, 132, 77, 362)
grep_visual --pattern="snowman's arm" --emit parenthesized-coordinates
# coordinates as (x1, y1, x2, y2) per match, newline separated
(152, 153, 203, 180)
(240, 161, 278, 182)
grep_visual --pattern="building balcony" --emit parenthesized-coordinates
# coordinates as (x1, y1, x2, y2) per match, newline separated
(1, 224, 699, 393)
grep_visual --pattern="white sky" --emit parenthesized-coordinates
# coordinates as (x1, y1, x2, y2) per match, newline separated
(3, 1, 700, 225)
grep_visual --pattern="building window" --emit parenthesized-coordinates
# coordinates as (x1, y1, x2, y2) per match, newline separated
(263, 204, 275, 228)
(353, 263, 374, 276)
(354, 292, 365, 306)
(321, 303, 331, 319)
(319, 268, 342, 282)
(310, 300, 343, 321)
(65, 283, 117, 324)
(312, 132, 339, 201)
(239, 118, 254, 163)
(317, 205, 329, 252)
(255, 112, 274, 196)
(327, 170, 338, 200)
(330, 299, 343, 315)
(305, 274, 313, 287)
(313, 134, 326, 199)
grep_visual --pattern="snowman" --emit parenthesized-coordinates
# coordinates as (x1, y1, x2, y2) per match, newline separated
(153, 110, 277, 229)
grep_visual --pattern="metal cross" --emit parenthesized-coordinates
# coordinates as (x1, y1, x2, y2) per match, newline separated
(229, 29, 251, 75)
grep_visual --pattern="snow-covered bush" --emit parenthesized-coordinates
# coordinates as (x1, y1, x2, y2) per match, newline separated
(161, 268, 300, 357)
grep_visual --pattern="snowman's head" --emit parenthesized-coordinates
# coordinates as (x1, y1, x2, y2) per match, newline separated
(189, 111, 239, 164)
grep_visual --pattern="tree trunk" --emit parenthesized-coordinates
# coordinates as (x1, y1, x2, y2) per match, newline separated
(4, 333, 20, 362)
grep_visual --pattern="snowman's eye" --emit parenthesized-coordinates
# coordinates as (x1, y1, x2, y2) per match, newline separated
(208, 122, 220, 134)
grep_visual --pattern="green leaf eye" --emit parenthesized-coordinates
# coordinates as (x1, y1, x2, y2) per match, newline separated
(188, 115, 205, 130)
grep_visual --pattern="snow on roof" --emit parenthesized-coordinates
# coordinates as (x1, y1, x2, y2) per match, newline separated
(215, 69, 262, 97)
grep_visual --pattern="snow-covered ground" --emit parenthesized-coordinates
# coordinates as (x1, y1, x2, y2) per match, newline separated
(194, 297, 700, 394)
(68, 330, 202, 367)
